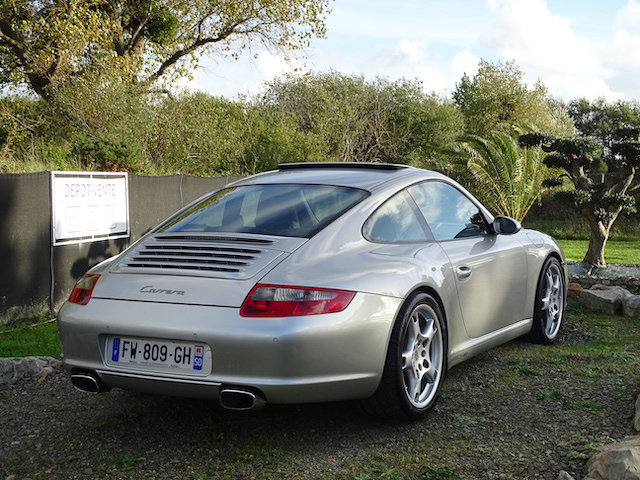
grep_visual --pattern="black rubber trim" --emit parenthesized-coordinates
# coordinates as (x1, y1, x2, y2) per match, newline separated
(277, 162, 409, 171)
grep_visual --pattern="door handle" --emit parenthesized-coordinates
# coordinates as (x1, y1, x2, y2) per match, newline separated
(456, 265, 472, 279)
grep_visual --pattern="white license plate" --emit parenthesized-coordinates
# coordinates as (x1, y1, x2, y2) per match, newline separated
(109, 337, 204, 371)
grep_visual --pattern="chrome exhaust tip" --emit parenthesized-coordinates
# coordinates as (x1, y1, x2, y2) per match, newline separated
(70, 373, 111, 393)
(219, 388, 266, 411)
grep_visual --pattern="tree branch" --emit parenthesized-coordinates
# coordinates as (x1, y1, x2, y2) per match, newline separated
(0, 18, 52, 97)
(146, 22, 243, 84)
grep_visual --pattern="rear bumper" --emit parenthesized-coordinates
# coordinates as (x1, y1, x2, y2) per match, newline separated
(58, 293, 400, 404)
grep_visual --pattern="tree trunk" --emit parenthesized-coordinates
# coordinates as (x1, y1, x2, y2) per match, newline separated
(582, 207, 614, 266)
(583, 227, 607, 266)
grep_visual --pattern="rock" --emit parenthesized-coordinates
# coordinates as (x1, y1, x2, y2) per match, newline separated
(567, 262, 640, 295)
(556, 471, 576, 480)
(0, 356, 62, 386)
(624, 295, 640, 318)
(583, 436, 640, 480)
(578, 285, 631, 315)
(636, 395, 640, 432)
(571, 282, 640, 318)
(567, 283, 583, 304)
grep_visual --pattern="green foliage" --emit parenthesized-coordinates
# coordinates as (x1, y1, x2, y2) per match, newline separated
(453, 60, 574, 137)
(423, 467, 457, 480)
(566, 97, 640, 170)
(145, 7, 180, 45)
(612, 140, 640, 167)
(257, 71, 464, 165)
(0, 0, 333, 99)
(0, 96, 82, 172)
(148, 93, 250, 175)
(527, 189, 640, 242)
(519, 129, 638, 265)
(601, 193, 636, 214)
(537, 390, 564, 400)
(542, 177, 564, 188)
(553, 136, 602, 157)
(0, 0, 115, 97)
(460, 131, 547, 221)
(72, 135, 144, 172)
(148, 92, 317, 176)
(567, 400, 602, 410)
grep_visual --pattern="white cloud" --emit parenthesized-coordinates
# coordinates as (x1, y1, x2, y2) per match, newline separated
(479, 0, 631, 100)
(255, 51, 301, 80)
(340, 39, 479, 95)
(545, 74, 622, 101)
(613, 30, 640, 67)
(377, 40, 448, 91)
(188, 0, 636, 102)
(615, 0, 640, 26)
(190, 50, 305, 99)
(486, 0, 603, 75)
(450, 50, 481, 79)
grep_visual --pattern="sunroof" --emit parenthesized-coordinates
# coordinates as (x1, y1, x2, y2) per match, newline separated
(277, 162, 409, 171)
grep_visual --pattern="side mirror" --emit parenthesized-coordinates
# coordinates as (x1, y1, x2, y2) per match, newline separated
(493, 216, 522, 235)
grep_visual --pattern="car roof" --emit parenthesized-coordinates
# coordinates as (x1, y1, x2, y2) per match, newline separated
(233, 162, 448, 191)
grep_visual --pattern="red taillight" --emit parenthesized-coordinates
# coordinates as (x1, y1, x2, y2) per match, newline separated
(240, 284, 356, 317)
(68, 274, 101, 305)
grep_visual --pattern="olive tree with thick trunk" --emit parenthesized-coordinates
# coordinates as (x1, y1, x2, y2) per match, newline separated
(519, 131, 640, 267)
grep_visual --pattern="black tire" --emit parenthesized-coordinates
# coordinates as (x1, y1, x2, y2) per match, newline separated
(528, 256, 565, 344)
(362, 292, 447, 421)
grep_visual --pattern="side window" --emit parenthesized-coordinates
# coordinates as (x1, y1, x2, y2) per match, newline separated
(363, 191, 429, 243)
(408, 182, 488, 241)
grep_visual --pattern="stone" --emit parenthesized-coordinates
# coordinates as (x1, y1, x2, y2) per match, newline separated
(567, 283, 583, 304)
(0, 356, 61, 386)
(556, 471, 576, 480)
(578, 285, 631, 315)
(583, 436, 640, 480)
(624, 295, 640, 318)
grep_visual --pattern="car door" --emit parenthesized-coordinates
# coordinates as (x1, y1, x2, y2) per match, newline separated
(407, 181, 528, 338)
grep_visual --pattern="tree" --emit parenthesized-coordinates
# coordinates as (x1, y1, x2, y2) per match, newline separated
(460, 131, 547, 222)
(150, 92, 317, 176)
(520, 131, 640, 268)
(565, 97, 640, 171)
(256, 71, 464, 164)
(453, 60, 574, 138)
(0, 0, 332, 99)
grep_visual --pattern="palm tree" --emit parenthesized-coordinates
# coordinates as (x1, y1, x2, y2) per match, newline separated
(460, 131, 546, 222)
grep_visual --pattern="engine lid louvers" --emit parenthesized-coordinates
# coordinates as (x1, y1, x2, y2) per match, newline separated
(110, 234, 299, 280)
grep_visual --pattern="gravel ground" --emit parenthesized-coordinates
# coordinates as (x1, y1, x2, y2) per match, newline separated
(2, 324, 638, 480)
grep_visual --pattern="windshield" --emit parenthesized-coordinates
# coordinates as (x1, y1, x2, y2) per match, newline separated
(160, 184, 369, 238)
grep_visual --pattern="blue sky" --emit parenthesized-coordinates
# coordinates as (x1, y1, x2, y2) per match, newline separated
(188, 0, 640, 102)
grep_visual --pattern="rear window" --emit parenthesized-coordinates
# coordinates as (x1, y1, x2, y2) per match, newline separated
(160, 184, 369, 238)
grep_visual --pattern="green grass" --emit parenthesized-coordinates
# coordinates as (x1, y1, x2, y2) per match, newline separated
(0, 320, 61, 358)
(557, 239, 640, 264)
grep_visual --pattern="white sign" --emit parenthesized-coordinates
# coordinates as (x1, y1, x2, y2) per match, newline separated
(51, 172, 129, 245)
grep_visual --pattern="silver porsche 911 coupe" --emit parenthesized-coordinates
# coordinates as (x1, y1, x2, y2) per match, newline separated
(58, 162, 567, 420)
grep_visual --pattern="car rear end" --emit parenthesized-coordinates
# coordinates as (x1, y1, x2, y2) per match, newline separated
(58, 168, 409, 409)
